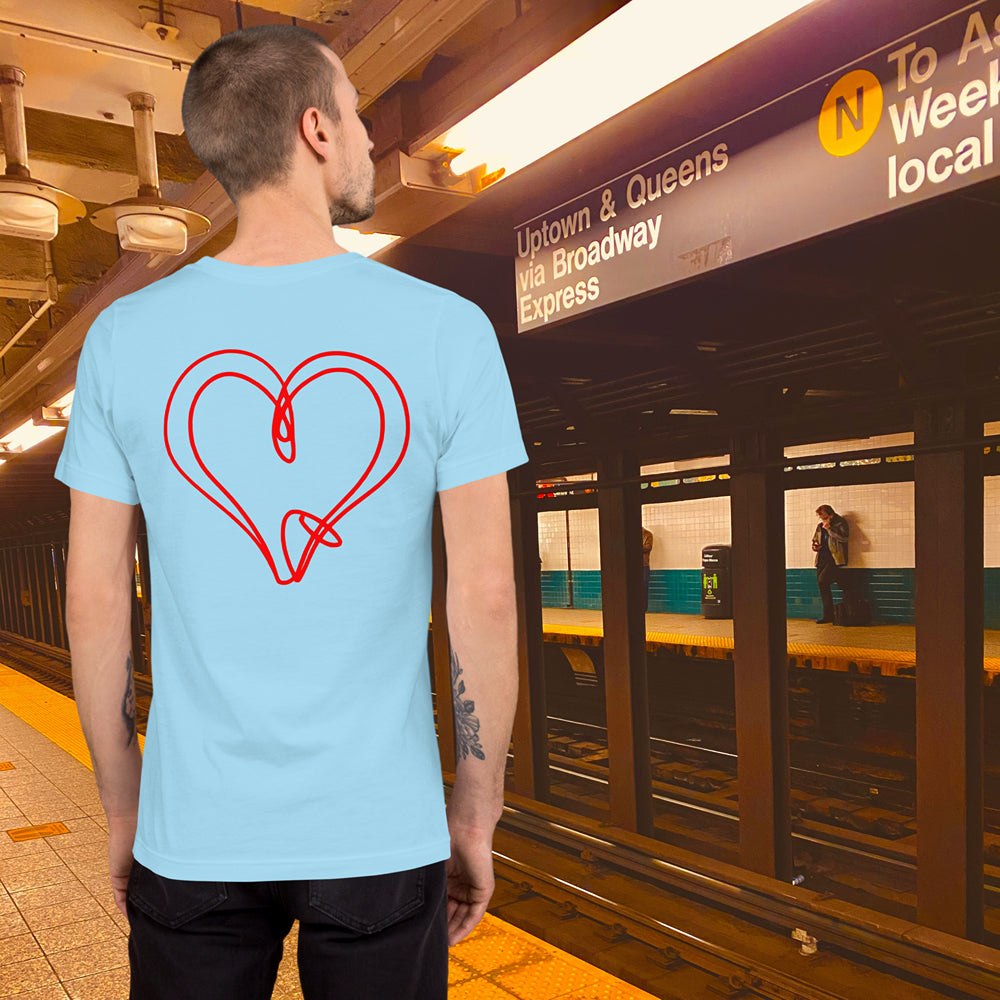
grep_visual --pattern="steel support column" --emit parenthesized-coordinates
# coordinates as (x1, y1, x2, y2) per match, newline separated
(136, 529, 153, 674)
(431, 501, 455, 771)
(597, 447, 653, 836)
(914, 399, 984, 939)
(730, 429, 791, 879)
(509, 463, 549, 802)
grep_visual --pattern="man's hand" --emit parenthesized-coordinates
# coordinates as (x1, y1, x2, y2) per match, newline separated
(445, 820, 495, 946)
(107, 816, 137, 919)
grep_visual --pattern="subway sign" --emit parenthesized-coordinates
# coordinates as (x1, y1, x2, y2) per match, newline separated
(514, 3, 1000, 332)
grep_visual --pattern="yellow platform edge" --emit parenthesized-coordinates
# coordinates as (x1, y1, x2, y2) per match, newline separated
(0, 660, 658, 999)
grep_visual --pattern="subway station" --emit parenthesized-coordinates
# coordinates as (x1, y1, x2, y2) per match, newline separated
(1, 0, 1000, 997)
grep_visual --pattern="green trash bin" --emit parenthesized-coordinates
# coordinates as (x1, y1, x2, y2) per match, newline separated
(702, 544, 732, 619)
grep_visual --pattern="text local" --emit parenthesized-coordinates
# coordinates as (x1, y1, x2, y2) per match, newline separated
(886, 55, 999, 198)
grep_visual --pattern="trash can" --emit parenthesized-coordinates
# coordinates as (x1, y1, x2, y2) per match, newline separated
(702, 544, 732, 619)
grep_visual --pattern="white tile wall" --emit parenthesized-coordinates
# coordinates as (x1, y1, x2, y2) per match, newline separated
(641, 455, 729, 473)
(538, 445, 999, 571)
(538, 510, 570, 571)
(986, 477, 1000, 568)
(785, 484, 915, 568)
(784, 432, 913, 459)
(567, 508, 601, 570)
(640, 496, 730, 569)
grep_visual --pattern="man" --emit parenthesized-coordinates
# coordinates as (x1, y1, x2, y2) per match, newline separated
(811, 503, 849, 624)
(641, 525, 653, 612)
(55, 24, 528, 1000)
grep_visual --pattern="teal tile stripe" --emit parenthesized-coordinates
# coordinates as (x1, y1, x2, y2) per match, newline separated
(541, 568, 1000, 626)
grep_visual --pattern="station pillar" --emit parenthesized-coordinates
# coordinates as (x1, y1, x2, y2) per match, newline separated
(509, 462, 550, 802)
(729, 428, 792, 880)
(597, 446, 653, 837)
(430, 502, 456, 771)
(913, 398, 984, 940)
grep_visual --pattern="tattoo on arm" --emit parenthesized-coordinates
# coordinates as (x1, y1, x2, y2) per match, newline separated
(121, 651, 137, 748)
(450, 645, 485, 761)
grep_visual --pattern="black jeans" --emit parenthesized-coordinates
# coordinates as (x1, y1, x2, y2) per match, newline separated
(816, 551, 845, 618)
(126, 856, 448, 1000)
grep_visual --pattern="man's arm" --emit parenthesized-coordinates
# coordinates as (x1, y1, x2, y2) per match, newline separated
(437, 470, 519, 829)
(64, 488, 143, 823)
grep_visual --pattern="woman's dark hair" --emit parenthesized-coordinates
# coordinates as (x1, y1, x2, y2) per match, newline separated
(182, 24, 340, 204)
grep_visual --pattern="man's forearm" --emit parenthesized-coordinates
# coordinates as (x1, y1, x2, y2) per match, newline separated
(66, 596, 142, 822)
(445, 584, 519, 828)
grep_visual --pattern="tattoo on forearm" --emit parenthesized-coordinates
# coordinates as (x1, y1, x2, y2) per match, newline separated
(121, 651, 137, 748)
(450, 646, 485, 761)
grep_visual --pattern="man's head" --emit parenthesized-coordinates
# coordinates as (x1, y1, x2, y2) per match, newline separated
(182, 24, 374, 225)
(816, 504, 834, 520)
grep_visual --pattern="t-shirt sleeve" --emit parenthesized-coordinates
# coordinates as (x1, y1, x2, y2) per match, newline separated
(53, 309, 140, 505)
(435, 298, 529, 492)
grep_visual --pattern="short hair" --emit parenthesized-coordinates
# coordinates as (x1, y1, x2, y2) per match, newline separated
(182, 24, 340, 204)
(816, 504, 834, 515)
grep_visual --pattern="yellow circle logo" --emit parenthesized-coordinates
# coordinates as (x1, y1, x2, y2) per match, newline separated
(818, 69, 883, 156)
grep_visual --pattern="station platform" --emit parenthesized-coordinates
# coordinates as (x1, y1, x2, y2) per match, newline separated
(0, 661, 659, 1000)
(539, 608, 1000, 681)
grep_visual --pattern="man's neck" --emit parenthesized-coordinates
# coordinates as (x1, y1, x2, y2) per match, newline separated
(214, 190, 350, 267)
(212, 242, 349, 267)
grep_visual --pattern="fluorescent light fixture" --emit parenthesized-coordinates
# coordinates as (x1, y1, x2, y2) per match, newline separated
(669, 408, 718, 416)
(439, 0, 815, 180)
(0, 389, 75, 469)
(117, 213, 188, 255)
(0, 191, 59, 241)
(333, 226, 403, 257)
(1, 416, 62, 453)
(50, 389, 74, 411)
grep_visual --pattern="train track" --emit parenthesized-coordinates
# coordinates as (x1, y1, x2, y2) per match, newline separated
(5, 633, 998, 995)
(542, 715, 1000, 913)
(454, 781, 1000, 1000)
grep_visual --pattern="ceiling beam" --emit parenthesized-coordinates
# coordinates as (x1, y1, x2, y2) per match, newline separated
(0, 0, 510, 438)
(0, 107, 206, 182)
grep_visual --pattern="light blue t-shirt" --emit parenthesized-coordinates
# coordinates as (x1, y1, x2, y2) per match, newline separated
(54, 250, 529, 880)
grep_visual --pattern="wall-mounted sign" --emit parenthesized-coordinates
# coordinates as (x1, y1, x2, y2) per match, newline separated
(514, 3, 1000, 332)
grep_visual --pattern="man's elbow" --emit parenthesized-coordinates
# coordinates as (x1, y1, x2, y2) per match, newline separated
(65, 585, 127, 628)
(449, 579, 516, 620)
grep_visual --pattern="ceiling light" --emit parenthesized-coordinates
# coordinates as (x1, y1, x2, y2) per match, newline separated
(0, 65, 85, 240)
(333, 226, 404, 257)
(669, 408, 718, 416)
(90, 92, 209, 254)
(0, 389, 75, 472)
(0, 191, 58, 240)
(434, 0, 815, 182)
(117, 213, 190, 253)
(0, 416, 62, 454)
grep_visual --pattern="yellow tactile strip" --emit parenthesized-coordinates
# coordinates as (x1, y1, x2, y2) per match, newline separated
(0, 660, 146, 769)
(538, 623, 1000, 681)
(0, 660, 657, 999)
(450, 911, 662, 999)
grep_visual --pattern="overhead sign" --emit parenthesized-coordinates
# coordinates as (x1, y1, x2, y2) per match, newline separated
(514, 3, 1000, 332)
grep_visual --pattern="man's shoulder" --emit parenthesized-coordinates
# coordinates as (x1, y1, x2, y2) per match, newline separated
(354, 256, 468, 307)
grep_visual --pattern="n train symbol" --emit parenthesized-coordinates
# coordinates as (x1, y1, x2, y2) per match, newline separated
(163, 348, 410, 585)
(818, 68, 884, 157)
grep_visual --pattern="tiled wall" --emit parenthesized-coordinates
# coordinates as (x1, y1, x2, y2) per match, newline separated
(784, 432, 913, 458)
(986, 476, 1000, 567)
(640, 496, 730, 570)
(784, 483, 915, 569)
(536, 435, 1000, 623)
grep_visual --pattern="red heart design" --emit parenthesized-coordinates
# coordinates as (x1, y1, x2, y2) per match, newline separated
(163, 349, 409, 584)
